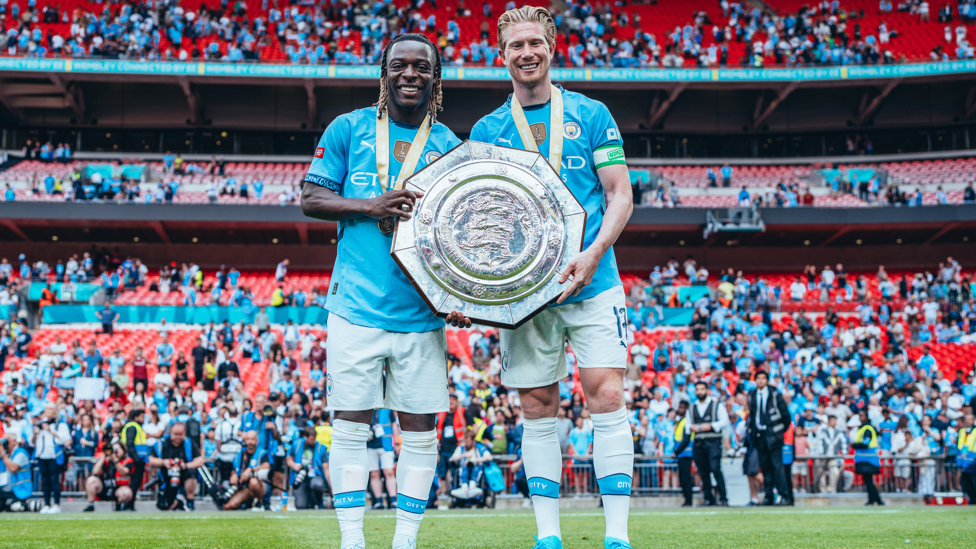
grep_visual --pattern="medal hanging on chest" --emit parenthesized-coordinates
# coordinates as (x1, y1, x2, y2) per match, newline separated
(375, 111, 432, 235)
(510, 84, 564, 176)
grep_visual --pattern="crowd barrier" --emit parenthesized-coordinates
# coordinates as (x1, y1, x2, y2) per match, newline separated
(29, 454, 963, 502)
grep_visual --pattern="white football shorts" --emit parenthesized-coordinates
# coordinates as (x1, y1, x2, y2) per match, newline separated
(500, 286, 629, 389)
(325, 313, 449, 414)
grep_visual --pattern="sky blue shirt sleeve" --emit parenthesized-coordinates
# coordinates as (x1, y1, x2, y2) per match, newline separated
(469, 119, 489, 143)
(584, 100, 623, 151)
(304, 115, 349, 192)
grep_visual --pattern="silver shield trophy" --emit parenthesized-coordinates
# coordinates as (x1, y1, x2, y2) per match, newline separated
(391, 141, 587, 329)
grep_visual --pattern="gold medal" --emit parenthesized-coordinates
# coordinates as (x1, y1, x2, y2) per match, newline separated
(377, 216, 396, 235)
(510, 84, 564, 175)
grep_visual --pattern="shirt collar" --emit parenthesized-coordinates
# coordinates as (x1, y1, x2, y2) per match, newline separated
(505, 83, 565, 109)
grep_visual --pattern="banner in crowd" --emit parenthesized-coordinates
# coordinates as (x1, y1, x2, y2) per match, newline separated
(41, 304, 330, 325)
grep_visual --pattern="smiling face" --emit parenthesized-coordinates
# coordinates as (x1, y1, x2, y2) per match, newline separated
(503, 21, 554, 92)
(385, 40, 435, 117)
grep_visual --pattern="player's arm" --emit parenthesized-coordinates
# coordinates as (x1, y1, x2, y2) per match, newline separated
(301, 114, 422, 222)
(301, 183, 422, 222)
(557, 111, 633, 303)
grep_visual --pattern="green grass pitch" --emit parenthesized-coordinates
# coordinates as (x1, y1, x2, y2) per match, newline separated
(1, 507, 974, 548)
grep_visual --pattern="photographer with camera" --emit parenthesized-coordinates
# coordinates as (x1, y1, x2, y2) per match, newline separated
(0, 432, 32, 512)
(238, 395, 279, 510)
(147, 423, 205, 511)
(33, 402, 71, 514)
(222, 431, 270, 511)
(83, 442, 134, 512)
(286, 426, 328, 510)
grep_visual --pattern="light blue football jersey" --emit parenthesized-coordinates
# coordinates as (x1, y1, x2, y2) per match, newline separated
(469, 85, 625, 305)
(304, 106, 461, 333)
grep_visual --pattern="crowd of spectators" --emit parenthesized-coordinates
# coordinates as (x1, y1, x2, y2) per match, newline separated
(1, 0, 975, 67)
(1, 252, 975, 512)
(5, 146, 295, 205)
(5, 248, 324, 312)
(615, 255, 976, 501)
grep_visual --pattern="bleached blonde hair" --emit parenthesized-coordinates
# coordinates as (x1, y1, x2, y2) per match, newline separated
(497, 5, 557, 53)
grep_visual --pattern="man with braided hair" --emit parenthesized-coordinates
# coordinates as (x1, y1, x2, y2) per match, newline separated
(470, 6, 634, 549)
(301, 33, 470, 549)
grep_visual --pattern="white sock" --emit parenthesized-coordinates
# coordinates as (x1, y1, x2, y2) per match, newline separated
(330, 419, 371, 548)
(522, 417, 562, 540)
(592, 407, 633, 543)
(393, 430, 437, 547)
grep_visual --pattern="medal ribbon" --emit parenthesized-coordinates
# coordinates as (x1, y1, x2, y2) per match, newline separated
(376, 111, 433, 193)
(510, 84, 563, 175)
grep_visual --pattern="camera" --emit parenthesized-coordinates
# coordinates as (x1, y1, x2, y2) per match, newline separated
(167, 459, 182, 487)
(292, 467, 309, 488)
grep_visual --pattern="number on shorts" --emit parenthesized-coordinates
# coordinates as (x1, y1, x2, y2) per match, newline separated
(613, 306, 628, 340)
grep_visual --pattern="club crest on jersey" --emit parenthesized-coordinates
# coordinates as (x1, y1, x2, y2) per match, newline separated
(563, 121, 582, 140)
(425, 151, 441, 164)
(502, 353, 509, 372)
(314, 147, 325, 158)
(326, 374, 334, 396)
(393, 140, 412, 162)
(529, 123, 547, 145)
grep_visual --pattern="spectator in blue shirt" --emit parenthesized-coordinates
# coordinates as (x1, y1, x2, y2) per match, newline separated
(721, 164, 733, 187)
(96, 303, 119, 336)
(156, 333, 175, 369)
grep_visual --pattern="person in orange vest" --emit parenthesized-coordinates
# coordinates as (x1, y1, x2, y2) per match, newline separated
(38, 283, 59, 316)
(434, 395, 466, 497)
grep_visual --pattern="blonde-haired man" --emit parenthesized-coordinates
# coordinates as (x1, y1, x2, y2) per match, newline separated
(470, 6, 634, 549)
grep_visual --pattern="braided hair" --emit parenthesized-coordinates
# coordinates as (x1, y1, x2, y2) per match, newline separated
(374, 33, 443, 123)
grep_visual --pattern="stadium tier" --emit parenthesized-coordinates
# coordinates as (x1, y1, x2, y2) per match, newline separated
(3, 157, 975, 207)
(2, 0, 976, 65)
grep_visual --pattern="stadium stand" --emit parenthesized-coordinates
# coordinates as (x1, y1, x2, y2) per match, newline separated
(2, 0, 975, 65)
(4, 155, 976, 207)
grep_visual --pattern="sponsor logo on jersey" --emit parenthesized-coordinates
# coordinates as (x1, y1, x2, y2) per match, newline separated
(314, 147, 325, 158)
(393, 140, 412, 162)
(606, 128, 619, 141)
(425, 150, 441, 164)
(563, 121, 582, 140)
(360, 140, 376, 153)
(529, 123, 547, 145)
(561, 156, 586, 170)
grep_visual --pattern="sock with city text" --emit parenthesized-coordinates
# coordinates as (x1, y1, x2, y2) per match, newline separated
(592, 407, 633, 543)
(330, 419, 370, 548)
(521, 416, 562, 540)
(393, 429, 438, 547)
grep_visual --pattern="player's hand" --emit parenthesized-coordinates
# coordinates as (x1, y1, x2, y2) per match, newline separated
(556, 249, 600, 304)
(445, 310, 472, 328)
(365, 190, 424, 220)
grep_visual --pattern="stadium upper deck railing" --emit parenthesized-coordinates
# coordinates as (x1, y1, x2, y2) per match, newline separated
(4, 58, 976, 83)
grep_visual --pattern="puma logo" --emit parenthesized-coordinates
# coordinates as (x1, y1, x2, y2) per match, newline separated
(497, 134, 514, 146)
(360, 140, 375, 153)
